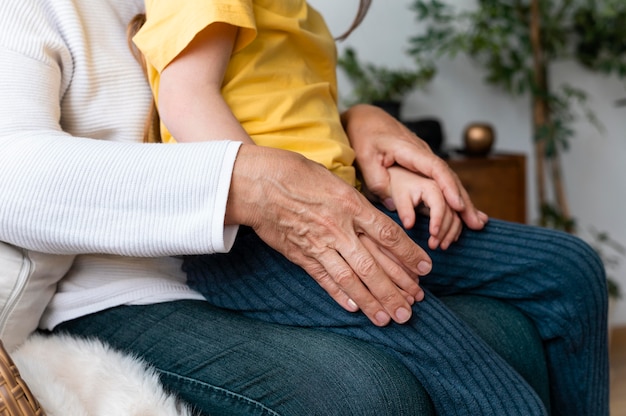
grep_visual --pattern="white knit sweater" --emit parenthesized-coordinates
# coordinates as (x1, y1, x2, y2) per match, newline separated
(0, 0, 241, 331)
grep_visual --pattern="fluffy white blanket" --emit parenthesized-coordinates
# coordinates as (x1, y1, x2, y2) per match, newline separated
(11, 334, 195, 416)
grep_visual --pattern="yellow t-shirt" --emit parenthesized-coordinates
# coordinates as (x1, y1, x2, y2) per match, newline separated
(133, 0, 356, 185)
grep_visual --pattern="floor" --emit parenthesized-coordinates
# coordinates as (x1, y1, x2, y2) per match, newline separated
(611, 326, 626, 415)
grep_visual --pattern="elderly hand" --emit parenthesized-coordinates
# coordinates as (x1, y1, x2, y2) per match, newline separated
(341, 104, 488, 231)
(225, 145, 430, 326)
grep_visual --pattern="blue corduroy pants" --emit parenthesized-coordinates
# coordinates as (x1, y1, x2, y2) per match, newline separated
(183, 209, 608, 416)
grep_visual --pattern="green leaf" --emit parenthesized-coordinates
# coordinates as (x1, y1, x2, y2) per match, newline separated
(337, 47, 435, 105)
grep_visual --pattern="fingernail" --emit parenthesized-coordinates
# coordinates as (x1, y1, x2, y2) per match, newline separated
(375, 311, 391, 325)
(383, 198, 396, 211)
(347, 298, 358, 311)
(395, 307, 411, 322)
(406, 296, 415, 305)
(418, 261, 432, 275)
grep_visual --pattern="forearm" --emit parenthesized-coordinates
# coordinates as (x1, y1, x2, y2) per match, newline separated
(158, 87, 254, 144)
(156, 21, 254, 144)
(0, 132, 242, 256)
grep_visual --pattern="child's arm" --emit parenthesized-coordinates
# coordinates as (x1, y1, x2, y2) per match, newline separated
(387, 165, 463, 250)
(158, 22, 254, 144)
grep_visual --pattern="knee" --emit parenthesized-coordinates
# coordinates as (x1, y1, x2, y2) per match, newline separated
(537, 230, 608, 338)
(552, 231, 607, 298)
(287, 336, 434, 416)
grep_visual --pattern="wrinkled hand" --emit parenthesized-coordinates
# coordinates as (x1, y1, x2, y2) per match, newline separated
(341, 104, 488, 231)
(225, 145, 430, 326)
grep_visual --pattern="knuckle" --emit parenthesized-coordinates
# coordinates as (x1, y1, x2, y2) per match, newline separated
(386, 261, 405, 279)
(397, 242, 422, 266)
(432, 157, 449, 170)
(425, 180, 440, 193)
(307, 263, 328, 280)
(338, 190, 363, 212)
(333, 267, 356, 287)
(378, 221, 403, 244)
(353, 254, 379, 277)
(431, 156, 449, 172)
(378, 292, 398, 306)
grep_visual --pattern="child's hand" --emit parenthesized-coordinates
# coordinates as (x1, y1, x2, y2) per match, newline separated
(387, 165, 462, 250)
(342, 104, 488, 231)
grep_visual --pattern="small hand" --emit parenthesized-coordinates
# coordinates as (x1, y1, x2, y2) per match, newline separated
(387, 166, 462, 250)
(342, 104, 488, 230)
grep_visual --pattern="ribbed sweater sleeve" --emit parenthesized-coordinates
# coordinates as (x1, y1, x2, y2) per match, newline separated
(0, 132, 241, 256)
(0, 0, 241, 257)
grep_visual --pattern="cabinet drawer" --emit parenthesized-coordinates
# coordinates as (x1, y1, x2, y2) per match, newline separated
(447, 153, 526, 223)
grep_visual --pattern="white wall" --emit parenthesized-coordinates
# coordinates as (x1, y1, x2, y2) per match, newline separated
(310, 0, 626, 325)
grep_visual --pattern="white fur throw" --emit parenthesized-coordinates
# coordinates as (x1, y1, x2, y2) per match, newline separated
(11, 334, 195, 416)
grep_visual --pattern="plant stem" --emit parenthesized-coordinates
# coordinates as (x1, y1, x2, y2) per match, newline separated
(530, 0, 548, 223)
(529, 0, 574, 231)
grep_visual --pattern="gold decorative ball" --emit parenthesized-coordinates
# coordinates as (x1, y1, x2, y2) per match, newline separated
(463, 123, 495, 156)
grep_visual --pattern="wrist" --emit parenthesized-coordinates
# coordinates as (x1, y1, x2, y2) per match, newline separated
(225, 145, 308, 227)
(224, 144, 259, 226)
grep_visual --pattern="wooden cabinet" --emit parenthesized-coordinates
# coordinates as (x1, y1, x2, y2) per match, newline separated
(446, 153, 526, 223)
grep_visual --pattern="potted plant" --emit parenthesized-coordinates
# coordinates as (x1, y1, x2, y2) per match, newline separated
(337, 46, 435, 119)
(407, 0, 625, 301)
(408, 0, 626, 231)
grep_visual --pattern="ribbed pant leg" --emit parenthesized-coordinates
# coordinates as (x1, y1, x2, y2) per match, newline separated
(409, 215, 609, 416)
(185, 228, 548, 416)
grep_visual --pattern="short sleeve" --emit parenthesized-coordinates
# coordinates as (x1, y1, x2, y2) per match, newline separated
(133, 0, 257, 72)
